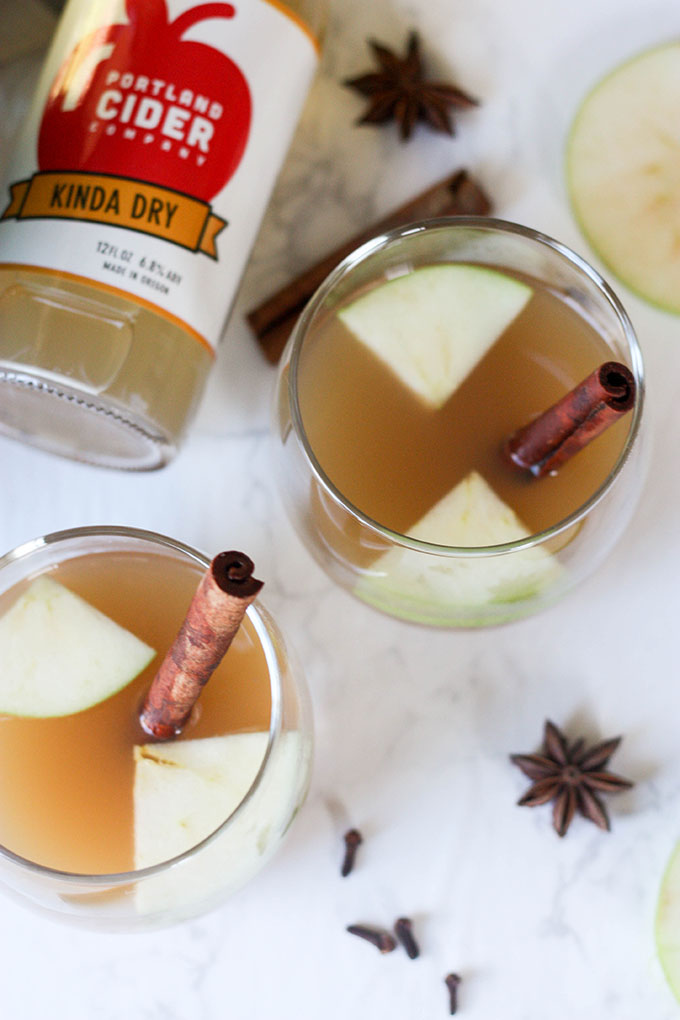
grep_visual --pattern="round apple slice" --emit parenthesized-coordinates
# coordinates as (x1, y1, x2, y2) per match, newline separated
(566, 42, 680, 313)
(0, 577, 155, 717)
(656, 839, 680, 1001)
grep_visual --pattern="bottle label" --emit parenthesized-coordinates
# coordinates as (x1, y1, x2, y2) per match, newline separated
(0, 0, 319, 352)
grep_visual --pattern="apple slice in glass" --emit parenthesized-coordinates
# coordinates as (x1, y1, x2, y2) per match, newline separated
(0, 577, 155, 717)
(356, 470, 561, 614)
(132, 731, 304, 914)
(133, 732, 269, 869)
(338, 264, 533, 409)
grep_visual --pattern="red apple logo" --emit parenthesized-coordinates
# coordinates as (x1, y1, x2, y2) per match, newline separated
(38, 0, 252, 202)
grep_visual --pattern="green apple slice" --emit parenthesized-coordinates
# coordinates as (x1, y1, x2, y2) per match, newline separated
(356, 470, 561, 614)
(567, 42, 680, 313)
(133, 732, 306, 916)
(0, 577, 155, 717)
(656, 840, 680, 1001)
(338, 264, 533, 409)
(133, 733, 269, 869)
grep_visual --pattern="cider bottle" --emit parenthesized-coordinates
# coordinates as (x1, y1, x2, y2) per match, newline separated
(0, 0, 325, 469)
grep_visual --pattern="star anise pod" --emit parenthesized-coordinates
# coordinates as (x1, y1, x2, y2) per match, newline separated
(510, 720, 633, 837)
(344, 32, 478, 142)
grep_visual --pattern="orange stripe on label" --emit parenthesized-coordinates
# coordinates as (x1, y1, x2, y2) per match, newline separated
(1, 172, 226, 259)
(261, 0, 322, 52)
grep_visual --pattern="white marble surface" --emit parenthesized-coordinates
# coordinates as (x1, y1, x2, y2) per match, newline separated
(1, 0, 680, 1017)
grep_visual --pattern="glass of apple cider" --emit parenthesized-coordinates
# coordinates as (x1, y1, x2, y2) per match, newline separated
(0, 526, 312, 930)
(273, 217, 645, 627)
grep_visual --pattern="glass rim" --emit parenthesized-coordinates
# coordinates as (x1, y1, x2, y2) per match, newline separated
(286, 215, 645, 558)
(0, 525, 283, 885)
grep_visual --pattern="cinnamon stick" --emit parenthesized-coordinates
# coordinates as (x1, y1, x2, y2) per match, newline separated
(504, 361, 636, 478)
(139, 551, 263, 740)
(248, 169, 492, 363)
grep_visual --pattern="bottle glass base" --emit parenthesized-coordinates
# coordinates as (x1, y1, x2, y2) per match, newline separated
(0, 366, 175, 470)
(0, 268, 212, 470)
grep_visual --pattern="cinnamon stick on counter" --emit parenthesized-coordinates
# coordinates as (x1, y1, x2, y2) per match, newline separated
(504, 361, 636, 478)
(248, 169, 492, 364)
(139, 551, 263, 740)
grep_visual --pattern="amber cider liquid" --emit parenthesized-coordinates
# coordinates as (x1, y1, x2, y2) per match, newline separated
(0, 266, 211, 450)
(0, 551, 271, 875)
(297, 267, 632, 542)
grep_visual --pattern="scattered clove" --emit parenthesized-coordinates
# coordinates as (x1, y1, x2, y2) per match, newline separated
(339, 833, 463, 1008)
(346, 924, 397, 954)
(445, 973, 462, 1014)
(341, 828, 363, 877)
(394, 917, 420, 959)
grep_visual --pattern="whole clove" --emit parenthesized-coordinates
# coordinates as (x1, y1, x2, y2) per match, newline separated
(341, 828, 363, 877)
(445, 973, 462, 1014)
(394, 916, 420, 959)
(346, 924, 397, 954)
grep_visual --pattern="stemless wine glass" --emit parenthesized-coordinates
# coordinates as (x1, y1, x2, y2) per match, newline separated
(272, 217, 645, 627)
(0, 526, 312, 930)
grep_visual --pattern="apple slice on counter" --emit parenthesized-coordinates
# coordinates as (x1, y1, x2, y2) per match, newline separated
(133, 733, 269, 869)
(656, 840, 680, 1001)
(338, 264, 533, 409)
(567, 42, 680, 313)
(0, 577, 155, 717)
(357, 470, 561, 613)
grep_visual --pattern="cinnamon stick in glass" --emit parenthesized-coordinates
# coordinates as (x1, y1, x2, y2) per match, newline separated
(248, 169, 491, 363)
(504, 361, 636, 478)
(139, 551, 263, 740)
